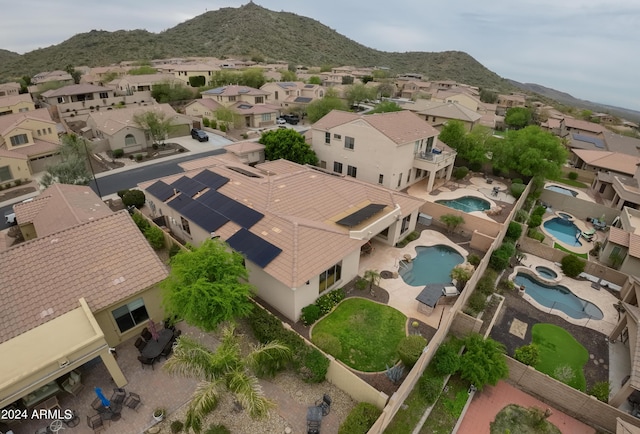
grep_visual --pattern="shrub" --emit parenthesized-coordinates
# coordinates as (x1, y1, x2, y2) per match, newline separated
(241, 133, 249, 139)
(135, 153, 143, 161)
(122, 189, 146, 208)
(532, 205, 546, 217)
(355, 278, 368, 291)
(129, 155, 134, 160)
(219, 123, 227, 132)
(14, 178, 22, 186)
(432, 343, 461, 376)
(170, 420, 184, 433)
(117, 189, 129, 198)
(204, 424, 230, 434)
(131, 212, 150, 232)
(512, 178, 523, 184)
(210, 119, 217, 129)
(469, 161, 482, 172)
(301, 304, 321, 326)
(144, 225, 166, 250)
(440, 214, 465, 233)
(202, 117, 210, 127)
(302, 347, 330, 383)
(452, 166, 469, 180)
(492, 166, 504, 176)
(505, 221, 523, 241)
(467, 254, 481, 266)
(385, 364, 405, 383)
(514, 344, 539, 366)
(313, 332, 342, 356)
(315, 288, 345, 315)
(527, 228, 545, 242)
(553, 365, 575, 385)
(338, 402, 382, 434)
(489, 247, 511, 271)
(466, 290, 487, 315)
(476, 269, 497, 295)
(169, 243, 182, 258)
(510, 183, 526, 199)
(527, 214, 542, 228)
(151, 143, 159, 150)
(514, 209, 529, 223)
(397, 335, 427, 367)
(568, 171, 579, 180)
(588, 381, 610, 402)
(419, 375, 444, 405)
(561, 254, 585, 278)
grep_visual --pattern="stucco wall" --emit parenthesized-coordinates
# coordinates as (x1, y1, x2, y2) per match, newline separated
(0, 156, 30, 183)
(540, 189, 620, 223)
(421, 202, 503, 239)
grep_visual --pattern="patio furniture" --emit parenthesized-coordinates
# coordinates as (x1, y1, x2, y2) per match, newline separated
(63, 410, 80, 427)
(134, 337, 146, 351)
(86, 414, 106, 433)
(140, 327, 152, 341)
(111, 388, 126, 405)
(34, 396, 60, 413)
(62, 370, 84, 396)
(159, 341, 174, 360)
(141, 328, 174, 359)
(124, 392, 142, 411)
(315, 394, 332, 416)
(137, 355, 156, 370)
(173, 329, 182, 339)
(307, 405, 322, 434)
(21, 381, 62, 409)
(48, 420, 64, 433)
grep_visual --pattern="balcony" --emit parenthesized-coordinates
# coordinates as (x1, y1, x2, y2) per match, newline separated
(413, 150, 456, 171)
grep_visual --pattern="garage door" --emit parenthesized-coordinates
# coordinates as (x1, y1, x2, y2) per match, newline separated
(29, 154, 61, 173)
(168, 124, 190, 138)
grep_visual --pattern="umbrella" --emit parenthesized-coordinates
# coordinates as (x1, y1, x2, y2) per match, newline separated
(95, 387, 110, 407)
(148, 319, 159, 341)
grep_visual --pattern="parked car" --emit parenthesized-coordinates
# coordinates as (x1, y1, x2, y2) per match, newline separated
(282, 114, 300, 125)
(4, 209, 16, 226)
(276, 117, 286, 125)
(190, 128, 209, 142)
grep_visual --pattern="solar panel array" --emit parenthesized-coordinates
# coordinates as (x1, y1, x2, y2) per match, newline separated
(227, 228, 282, 267)
(146, 181, 176, 202)
(573, 133, 605, 149)
(336, 204, 387, 227)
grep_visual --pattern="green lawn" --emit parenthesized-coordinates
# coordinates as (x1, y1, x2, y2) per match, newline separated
(311, 298, 406, 371)
(554, 243, 588, 259)
(547, 175, 589, 189)
(420, 375, 470, 434)
(532, 324, 588, 391)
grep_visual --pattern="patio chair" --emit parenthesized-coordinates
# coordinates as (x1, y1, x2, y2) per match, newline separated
(124, 392, 142, 412)
(87, 414, 106, 433)
(173, 329, 182, 339)
(137, 355, 155, 370)
(111, 388, 126, 405)
(62, 369, 84, 396)
(140, 327, 152, 341)
(134, 337, 146, 351)
(91, 397, 103, 411)
(315, 394, 332, 416)
(159, 341, 173, 360)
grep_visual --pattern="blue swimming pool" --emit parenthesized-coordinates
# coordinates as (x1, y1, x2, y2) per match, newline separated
(545, 185, 578, 197)
(543, 217, 582, 246)
(535, 266, 558, 279)
(399, 245, 464, 287)
(435, 196, 490, 212)
(514, 273, 603, 320)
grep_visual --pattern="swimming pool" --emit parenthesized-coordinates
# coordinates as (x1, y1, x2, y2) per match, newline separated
(514, 273, 603, 320)
(535, 266, 558, 279)
(435, 196, 491, 212)
(399, 245, 464, 287)
(545, 185, 579, 197)
(543, 217, 582, 246)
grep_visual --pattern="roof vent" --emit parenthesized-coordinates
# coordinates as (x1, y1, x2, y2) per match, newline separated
(113, 276, 126, 285)
(50, 238, 60, 244)
(40, 308, 54, 318)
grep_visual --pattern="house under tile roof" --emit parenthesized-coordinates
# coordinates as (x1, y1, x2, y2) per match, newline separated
(608, 226, 640, 258)
(312, 110, 439, 145)
(187, 98, 223, 111)
(564, 117, 607, 135)
(40, 84, 112, 98)
(88, 103, 183, 135)
(0, 93, 34, 107)
(573, 149, 640, 175)
(417, 101, 482, 123)
(0, 108, 54, 136)
(0, 211, 169, 344)
(202, 85, 268, 97)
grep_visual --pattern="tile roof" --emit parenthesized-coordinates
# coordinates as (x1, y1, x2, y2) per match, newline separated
(187, 98, 223, 111)
(88, 103, 184, 135)
(564, 117, 607, 134)
(224, 141, 265, 154)
(7, 138, 59, 158)
(312, 110, 439, 145)
(112, 73, 177, 85)
(603, 131, 640, 156)
(0, 93, 34, 107)
(0, 148, 27, 160)
(0, 108, 54, 136)
(145, 158, 424, 288)
(201, 85, 268, 97)
(231, 102, 279, 115)
(608, 226, 630, 247)
(417, 101, 482, 122)
(0, 211, 169, 344)
(573, 149, 640, 175)
(13, 184, 112, 237)
(40, 84, 112, 98)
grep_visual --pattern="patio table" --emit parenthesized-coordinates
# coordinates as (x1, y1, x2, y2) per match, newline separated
(141, 328, 174, 359)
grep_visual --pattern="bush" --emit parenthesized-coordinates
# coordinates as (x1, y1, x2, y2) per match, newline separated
(14, 178, 22, 186)
(122, 189, 146, 208)
(514, 209, 529, 223)
(301, 304, 321, 326)
(204, 424, 230, 434)
(489, 247, 511, 271)
(131, 212, 150, 232)
(219, 123, 227, 132)
(210, 119, 217, 129)
(514, 344, 539, 366)
(512, 178, 523, 184)
(170, 420, 184, 433)
(397, 335, 427, 367)
(532, 205, 546, 217)
(144, 225, 166, 250)
(313, 332, 342, 356)
(419, 375, 444, 405)
(466, 290, 487, 315)
(315, 288, 345, 315)
(169, 243, 182, 258)
(432, 343, 460, 376)
(117, 189, 129, 198)
(135, 153, 143, 161)
(476, 269, 497, 295)
(527, 228, 545, 242)
(588, 381, 610, 402)
(505, 221, 523, 241)
(338, 402, 382, 434)
(510, 183, 526, 199)
(202, 117, 210, 127)
(568, 171, 579, 181)
(527, 214, 542, 228)
(469, 161, 482, 172)
(561, 254, 586, 278)
(467, 254, 481, 266)
(452, 166, 469, 180)
(302, 347, 330, 383)
(241, 133, 249, 139)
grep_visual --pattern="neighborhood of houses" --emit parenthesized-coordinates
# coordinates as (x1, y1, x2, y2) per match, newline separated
(2, 56, 640, 434)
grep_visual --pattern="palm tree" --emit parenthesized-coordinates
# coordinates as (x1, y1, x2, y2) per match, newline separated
(364, 269, 381, 296)
(164, 325, 292, 433)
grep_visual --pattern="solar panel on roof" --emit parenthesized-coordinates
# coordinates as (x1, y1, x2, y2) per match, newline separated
(294, 97, 312, 103)
(336, 204, 387, 227)
(304, 84, 315, 88)
(192, 170, 229, 190)
(227, 228, 282, 267)
(171, 176, 207, 197)
(167, 194, 194, 212)
(572, 133, 605, 149)
(146, 181, 176, 202)
(197, 189, 264, 229)
(181, 201, 228, 232)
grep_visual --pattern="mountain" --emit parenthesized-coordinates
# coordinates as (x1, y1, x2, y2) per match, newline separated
(0, 49, 20, 67)
(0, 3, 511, 92)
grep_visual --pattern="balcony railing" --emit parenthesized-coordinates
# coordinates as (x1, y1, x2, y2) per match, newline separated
(414, 150, 456, 164)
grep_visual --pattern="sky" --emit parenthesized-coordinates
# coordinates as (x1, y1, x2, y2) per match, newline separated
(2, 0, 639, 111)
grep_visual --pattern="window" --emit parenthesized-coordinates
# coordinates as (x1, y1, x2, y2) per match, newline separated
(345, 136, 355, 150)
(426, 136, 434, 151)
(431, 116, 436, 122)
(397, 173, 402, 188)
(228, 96, 236, 102)
(261, 113, 271, 122)
(0, 166, 12, 182)
(320, 160, 327, 169)
(275, 91, 279, 100)
(112, 298, 149, 333)
(599, 183, 607, 194)
(18, 107, 28, 112)
(414, 140, 420, 153)
(401, 214, 411, 233)
(378, 174, 384, 184)
(10, 134, 28, 146)
(333, 133, 341, 140)
(180, 216, 191, 235)
(333, 161, 343, 174)
(57, 97, 65, 103)
(416, 169, 422, 178)
(610, 246, 621, 259)
(406, 172, 411, 183)
(124, 134, 136, 146)
(47, 128, 52, 134)
(255, 96, 264, 104)
(347, 165, 357, 177)
(319, 261, 342, 292)
(37, 129, 41, 136)
(325, 132, 331, 144)
(99, 92, 109, 99)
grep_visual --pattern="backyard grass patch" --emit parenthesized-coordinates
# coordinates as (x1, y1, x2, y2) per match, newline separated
(553, 243, 588, 259)
(532, 324, 588, 391)
(547, 175, 588, 189)
(490, 404, 561, 434)
(311, 298, 406, 371)
(419, 375, 470, 434)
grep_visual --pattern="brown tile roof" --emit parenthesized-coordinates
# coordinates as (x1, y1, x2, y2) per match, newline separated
(0, 93, 34, 107)
(608, 226, 630, 247)
(603, 131, 640, 156)
(417, 102, 482, 122)
(187, 98, 223, 111)
(224, 141, 265, 155)
(14, 184, 112, 237)
(312, 110, 439, 145)
(41, 84, 112, 98)
(630, 234, 640, 259)
(88, 103, 185, 135)
(564, 117, 607, 134)
(201, 85, 269, 98)
(144, 158, 424, 288)
(0, 148, 27, 160)
(0, 108, 54, 136)
(0, 211, 169, 344)
(112, 73, 176, 85)
(231, 102, 279, 115)
(7, 138, 59, 158)
(573, 149, 640, 175)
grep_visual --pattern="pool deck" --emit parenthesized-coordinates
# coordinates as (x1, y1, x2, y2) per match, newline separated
(540, 211, 601, 256)
(507, 255, 618, 335)
(358, 230, 469, 329)
(544, 181, 595, 202)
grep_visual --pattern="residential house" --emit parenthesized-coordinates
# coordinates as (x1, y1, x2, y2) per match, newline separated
(496, 93, 526, 115)
(573, 149, 640, 177)
(396, 73, 424, 81)
(80, 65, 130, 85)
(223, 141, 265, 165)
(564, 117, 607, 137)
(0, 94, 35, 116)
(541, 117, 568, 137)
(141, 157, 424, 321)
(28, 71, 74, 94)
(0, 194, 169, 410)
(184, 98, 223, 121)
(416, 101, 482, 131)
(201, 85, 270, 106)
(431, 90, 480, 112)
(200, 86, 279, 128)
(399, 80, 432, 100)
(310, 110, 456, 192)
(600, 206, 640, 276)
(0, 108, 60, 175)
(86, 103, 191, 152)
(0, 82, 21, 97)
(232, 101, 281, 128)
(171, 63, 220, 86)
(109, 73, 179, 96)
(40, 84, 118, 119)
(592, 161, 640, 211)
(0, 149, 29, 187)
(260, 81, 325, 108)
(592, 113, 619, 125)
